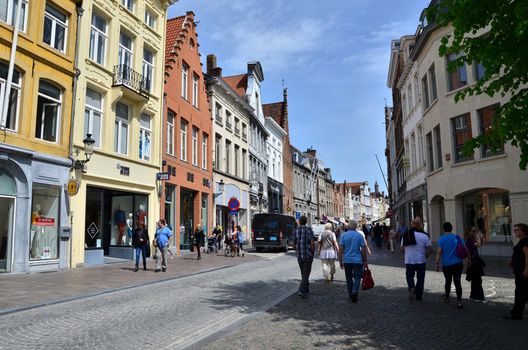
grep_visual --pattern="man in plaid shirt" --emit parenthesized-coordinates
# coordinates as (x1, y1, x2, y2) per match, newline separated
(294, 216, 315, 298)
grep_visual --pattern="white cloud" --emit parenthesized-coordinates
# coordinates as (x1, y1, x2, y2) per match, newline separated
(342, 46, 391, 78)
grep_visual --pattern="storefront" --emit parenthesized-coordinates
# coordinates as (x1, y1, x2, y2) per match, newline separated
(214, 182, 249, 238)
(267, 178, 284, 214)
(0, 146, 70, 273)
(84, 186, 149, 263)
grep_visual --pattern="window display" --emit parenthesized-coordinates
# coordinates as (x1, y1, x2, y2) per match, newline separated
(110, 194, 148, 246)
(30, 185, 59, 260)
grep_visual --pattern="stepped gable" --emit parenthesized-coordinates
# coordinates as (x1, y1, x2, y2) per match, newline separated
(164, 14, 191, 79)
(223, 74, 248, 97)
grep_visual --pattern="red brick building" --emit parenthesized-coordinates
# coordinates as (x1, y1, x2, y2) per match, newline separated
(263, 89, 293, 215)
(163, 12, 213, 252)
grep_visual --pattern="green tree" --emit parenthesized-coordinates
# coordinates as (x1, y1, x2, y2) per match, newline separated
(428, 0, 528, 169)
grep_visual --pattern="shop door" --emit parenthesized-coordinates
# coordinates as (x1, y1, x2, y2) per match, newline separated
(0, 197, 15, 273)
(180, 189, 195, 250)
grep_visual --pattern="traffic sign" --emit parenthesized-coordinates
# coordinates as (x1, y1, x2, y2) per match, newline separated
(156, 172, 170, 181)
(228, 197, 240, 212)
(295, 211, 301, 220)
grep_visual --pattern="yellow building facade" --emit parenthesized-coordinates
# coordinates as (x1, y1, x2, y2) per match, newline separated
(0, 0, 78, 272)
(69, 0, 175, 267)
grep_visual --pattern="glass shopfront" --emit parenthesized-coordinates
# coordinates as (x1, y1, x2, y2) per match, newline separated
(30, 185, 60, 260)
(0, 168, 16, 272)
(462, 188, 511, 242)
(180, 188, 195, 250)
(85, 186, 149, 255)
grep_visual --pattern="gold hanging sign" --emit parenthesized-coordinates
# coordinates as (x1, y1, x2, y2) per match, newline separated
(67, 179, 79, 196)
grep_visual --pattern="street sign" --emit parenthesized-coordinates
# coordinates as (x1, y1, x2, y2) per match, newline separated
(228, 197, 240, 212)
(86, 222, 99, 239)
(67, 179, 79, 196)
(295, 211, 301, 220)
(156, 172, 170, 181)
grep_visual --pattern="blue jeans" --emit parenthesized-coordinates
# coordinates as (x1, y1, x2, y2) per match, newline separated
(135, 245, 147, 266)
(344, 263, 364, 297)
(406, 263, 426, 299)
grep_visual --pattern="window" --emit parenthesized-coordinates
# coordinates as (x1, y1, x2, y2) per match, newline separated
(202, 133, 208, 169)
(192, 74, 199, 107)
(411, 133, 416, 171)
(242, 149, 247, 179)
(144, 9, 155, 28)
(214, 134, 221, 170)
(191, 127, 198, 166)
(35, 81, 61, 142)
(118, 32, 133, 69)
(114, 102, 129, 155)
(214, 103, 222, 124)
(413, 74, 419, 103)
(478, 105, 504, 157)
(407, 85, 413, 112)
(474, 61, 486, 81)
(181, 63, 188, 99)
(417, 126, 424, 167)
(139, 114, 151, 161)
(0, 0, 28, 31)
(434, 125, 442, 168)
(30, 185, 60, 260)
(142, 48, 154, 92)
(225, 140, 231, 173)
(0, 62, 21, 131)
(402, 94, 407, 117)
(421, 74, 430, 109)
(225, 110, 232, 130)
(43, 3, 68, 53)
(234, 145, 240, 177)
(452, 113, 473, 162)
(167, 110, 175, 155)
(242, 123, 247, 140)
(84, 88, 102, 148)
(446, 52, 468, 91)
(179, 119, 187, 161)
(234, 117, 240, 136)
(89, 12, 106, 65)
(121, 0, 133, 12)
(428, 64, 437, 102)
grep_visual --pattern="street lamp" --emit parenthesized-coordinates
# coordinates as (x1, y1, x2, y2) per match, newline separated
(72, 133, 96, 171)
(214, 179, 225, 198)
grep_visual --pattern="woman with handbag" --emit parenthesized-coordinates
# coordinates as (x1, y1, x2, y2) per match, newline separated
(435, 221, 469, 310)
(318, 223, 339, 282)
(464, 226, 486, 302)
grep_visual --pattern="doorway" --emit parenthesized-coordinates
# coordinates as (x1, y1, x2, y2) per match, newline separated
(0, 197, 15, 273)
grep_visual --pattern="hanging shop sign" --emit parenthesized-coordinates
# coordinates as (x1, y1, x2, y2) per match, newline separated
(67, 179, 79, 196)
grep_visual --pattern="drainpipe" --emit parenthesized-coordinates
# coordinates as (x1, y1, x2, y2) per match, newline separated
(69, 1, 84, 269)
(0, 0, 23, 129)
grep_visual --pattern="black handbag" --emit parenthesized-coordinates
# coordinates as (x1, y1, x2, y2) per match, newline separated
(146, 242, 151, 258)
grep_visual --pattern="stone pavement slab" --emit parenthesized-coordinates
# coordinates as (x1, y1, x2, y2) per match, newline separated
(0, 250, 263, 315)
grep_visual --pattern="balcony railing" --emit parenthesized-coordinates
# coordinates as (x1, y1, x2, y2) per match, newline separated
(235, 127, 240, 135)
(113, 65, 150, 99)
(226, 121, 232, 130)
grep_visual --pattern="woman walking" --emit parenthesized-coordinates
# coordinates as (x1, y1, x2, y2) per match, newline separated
(318, 223, 339, 282)
(464, 227, 486, 302)
(503, 223, 528, 320)
(435, 222, 468, 309)
(133, 222, 149, 271)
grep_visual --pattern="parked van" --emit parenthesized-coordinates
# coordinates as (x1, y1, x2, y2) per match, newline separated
(252, 213, 297, 252)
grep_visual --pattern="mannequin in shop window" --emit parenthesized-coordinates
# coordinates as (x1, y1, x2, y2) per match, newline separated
(503, 204, 512, 242)
(31, 204, 42, 259)
(477, 202, 488, 243)
(137, 204, 147, 228)
(114, 205, 126, 245)
(126, 213, 134, 245)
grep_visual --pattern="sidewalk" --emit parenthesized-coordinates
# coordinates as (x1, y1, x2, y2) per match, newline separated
(0, 249, 261, 315)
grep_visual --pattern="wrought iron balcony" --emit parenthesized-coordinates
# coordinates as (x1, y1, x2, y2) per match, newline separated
(112, 65, 150, 100)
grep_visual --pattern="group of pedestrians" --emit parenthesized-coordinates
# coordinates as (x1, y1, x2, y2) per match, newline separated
(293, 216, 528, 320)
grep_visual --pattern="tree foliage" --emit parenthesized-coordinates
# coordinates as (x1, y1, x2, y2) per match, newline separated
(428, 0, 528, 169)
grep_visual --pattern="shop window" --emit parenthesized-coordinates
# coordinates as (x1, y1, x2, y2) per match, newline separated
(139, 114, 151, 161)
(0, 0, 28, 31)
(111, 193, 148, 246)
(84, 88, 102, 148)
(89, 11, 107, 65)
(0, 62, 21, 131)
(30, 185, 60, 260)
(85, 187, 103, 248)
(43, 3, 68, 53)
(35, 81, 62, 143)
(114, 102, 129, 155)
(164, 185, 175, 229)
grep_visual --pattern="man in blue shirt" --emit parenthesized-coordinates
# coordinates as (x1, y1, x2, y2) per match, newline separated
(339, 220, 367, 303)
(293, 216, 315, 298)
(155, 219, 173, 272)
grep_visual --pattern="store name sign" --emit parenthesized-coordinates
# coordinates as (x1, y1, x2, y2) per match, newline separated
(120, 166, 130, 176)
(156, 172, 170, 181)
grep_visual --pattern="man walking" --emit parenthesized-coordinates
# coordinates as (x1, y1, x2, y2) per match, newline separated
(154, 219, 172, 272)
(401, 217, 432, 301)
(293, 216, 315, 298)
(339, 220, 367, 303)
(191, 225, 205, 260)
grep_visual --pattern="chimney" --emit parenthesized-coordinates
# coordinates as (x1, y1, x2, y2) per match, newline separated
(206, 54, 222, 76)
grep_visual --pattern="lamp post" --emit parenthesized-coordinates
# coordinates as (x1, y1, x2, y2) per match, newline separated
(213, 179, 225, 198)
(72, 134, 96, 172)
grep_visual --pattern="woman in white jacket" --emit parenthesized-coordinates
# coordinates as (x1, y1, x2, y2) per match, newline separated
(318, 223, 340, 282)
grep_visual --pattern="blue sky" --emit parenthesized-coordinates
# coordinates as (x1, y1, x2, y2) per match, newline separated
(169, 0, 429, 193)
